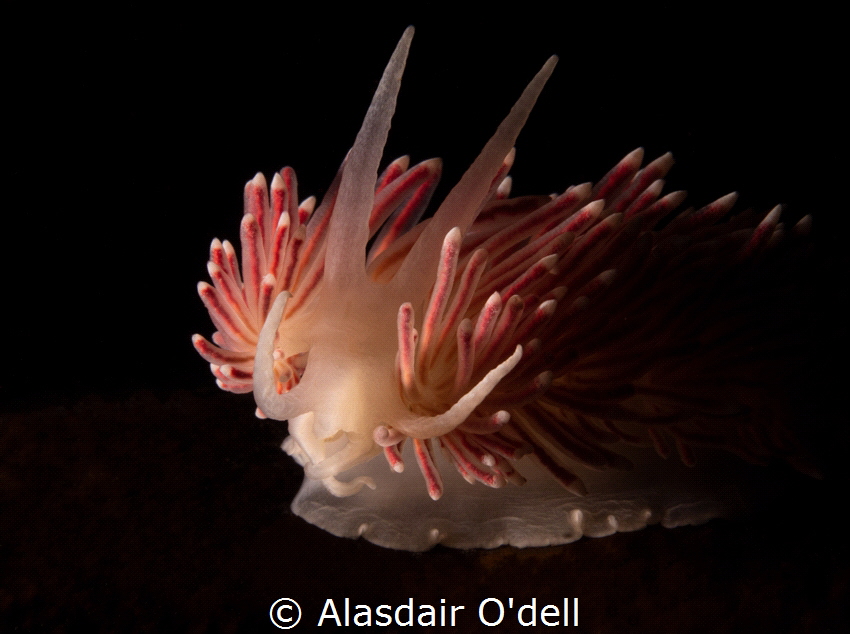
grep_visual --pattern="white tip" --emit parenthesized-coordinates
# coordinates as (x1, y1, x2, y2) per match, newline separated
(794, 214, 813, 235)
(249, 172, 266, 188)
(761, 204, 782, 227)
(623, 147, 645, 167)
(497, 176, 513, 198)
(716, 191, 739, 208)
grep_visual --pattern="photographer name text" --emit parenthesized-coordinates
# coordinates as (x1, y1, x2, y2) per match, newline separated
(314, 597, 578, 627)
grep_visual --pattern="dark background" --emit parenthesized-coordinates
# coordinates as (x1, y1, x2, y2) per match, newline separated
(3, 4, 847, 632)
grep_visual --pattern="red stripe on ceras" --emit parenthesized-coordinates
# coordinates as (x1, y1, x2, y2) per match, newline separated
(558, 213, 619, 272)
(488, 148, 515, 191)
(527, 186, 589, 237)
(369, 162, 439, 257)
(739, 207, 780, 259)
(397, 303, 417, 392)
(473, 293, 503, 352)
(593, 154, 640, 202)
(474, 230, 564, 308)
(210, 238, 226, 270)
(246, 179, 270, 250)
(370, 163, 414, 226)
(564, 203, 602, 234)
(222, 240, 242, 287)
(610, 155, 670, 214)
(383, 443, 405, 473)
(620, 180, 662, 219)
(500, 256, 554, 302)
(295, 200, 332, 279)
(681, 195, 736, 230)
(271, 179, 287, 232)
(453, 319, 474, 393)
(208, 262, 254, 327)
(258, 275, 276, 318)
(280, 226, 304, 291)
(511, 299, 556, 349)
(627, 190, 687, 230)
(267, 214, 290, 284)
(240, 214, 265, 318)
(453, 431, 497, 467)
(375, 156, 407, 193)
(436, 249, 488, 353)
(281, 167, 298, 222)
(413, 438, 443, 500)
(418, 230, 459, 377)
(197, 283, 252, 347)
(475, 295, 523, 370)
(386, 170, 434, 232)
(472, 430, 530, 461)
(192, 334, 254, 365)
(442, 434, 503, 487)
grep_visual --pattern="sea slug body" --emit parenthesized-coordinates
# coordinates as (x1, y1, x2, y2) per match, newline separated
(193, 27, 812, 550)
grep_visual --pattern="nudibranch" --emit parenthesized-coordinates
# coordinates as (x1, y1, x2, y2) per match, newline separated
(193, 27, 812, 550)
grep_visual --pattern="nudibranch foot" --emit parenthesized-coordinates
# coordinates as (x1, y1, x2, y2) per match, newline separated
(291, 443, 782, 551)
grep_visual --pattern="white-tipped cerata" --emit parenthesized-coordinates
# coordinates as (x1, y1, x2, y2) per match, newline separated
(194, 28, 814, 550)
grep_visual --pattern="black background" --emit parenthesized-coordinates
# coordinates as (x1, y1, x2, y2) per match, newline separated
(3, 4, 847, 632)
